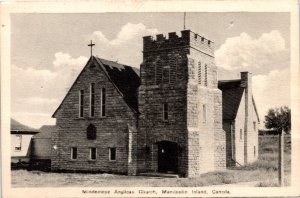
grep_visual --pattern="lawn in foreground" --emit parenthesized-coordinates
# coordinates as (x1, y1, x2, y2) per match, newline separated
(11, 135, 291, 187)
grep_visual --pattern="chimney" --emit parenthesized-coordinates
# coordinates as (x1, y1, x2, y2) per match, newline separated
(241, 71, 253, 164)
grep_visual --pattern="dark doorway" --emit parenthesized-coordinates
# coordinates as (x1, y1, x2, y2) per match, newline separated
(157, 141, 178, 173)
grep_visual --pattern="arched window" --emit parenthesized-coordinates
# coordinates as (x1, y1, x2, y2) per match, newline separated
(87, 124, 97, 140)
(162, 65, 170, 84)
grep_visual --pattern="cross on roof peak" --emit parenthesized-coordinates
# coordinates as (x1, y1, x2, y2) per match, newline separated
(88, 40, 95, 56)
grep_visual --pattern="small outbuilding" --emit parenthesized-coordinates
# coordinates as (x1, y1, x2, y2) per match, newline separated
(11, 118, 39, 163)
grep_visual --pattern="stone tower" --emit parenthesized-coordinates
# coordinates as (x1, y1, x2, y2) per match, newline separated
(137, 30, 225, 177)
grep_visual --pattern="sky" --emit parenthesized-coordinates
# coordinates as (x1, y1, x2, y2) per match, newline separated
(11, 12, 290, 129)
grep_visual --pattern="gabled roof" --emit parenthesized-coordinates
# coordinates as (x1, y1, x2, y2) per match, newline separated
(11, 118, 39, 134)
(52, 56, 140, 118)
(218, 80, 244, 121)
(35, 125, 56, 138)
(95, 57, 140, 112)
(218, 79, 260, 122)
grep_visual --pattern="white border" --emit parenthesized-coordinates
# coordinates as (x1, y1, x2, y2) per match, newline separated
(1, 0, 299, 197)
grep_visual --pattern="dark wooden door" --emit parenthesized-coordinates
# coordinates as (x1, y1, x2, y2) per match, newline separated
(157, 141, 178, 173)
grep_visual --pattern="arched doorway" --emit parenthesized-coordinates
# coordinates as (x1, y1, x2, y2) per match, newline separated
(157, 141, 178, 173)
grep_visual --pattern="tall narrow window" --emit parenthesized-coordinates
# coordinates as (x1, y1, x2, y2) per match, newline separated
(101, 88, 106, 117)
(90, 83, 95, 117)
(202, 104, 206, 123)
(254, 146, 256, 157)
(162, 66, 170, 84)
(71, 147, 77, 160)
(90, 147, 97, 160)
(79, 90, 84, 117)
(163, 103, 168, 121)
(15, 135, 22, 151)
(198, 62, 202, 84)
(109, 148, 116, 161)
(204, 64, 208, 86)
(240, 129, 243, 140)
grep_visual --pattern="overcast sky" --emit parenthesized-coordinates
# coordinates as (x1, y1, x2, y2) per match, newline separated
(11, 12, 290, 128)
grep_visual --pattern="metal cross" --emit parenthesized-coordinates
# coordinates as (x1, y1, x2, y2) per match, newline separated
(88, 40, 95, 56)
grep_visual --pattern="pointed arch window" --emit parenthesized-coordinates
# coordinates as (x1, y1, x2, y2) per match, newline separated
(162, 66, 170, 84)
(87, 124, 97, 140)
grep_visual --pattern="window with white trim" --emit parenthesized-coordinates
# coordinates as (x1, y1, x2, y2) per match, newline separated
(71, 147, 77, 160)
(101, 88, 106, 117)
(90, 147, 97, 160)
(90, 83, 95, 117)
(79, 90, 84, 117)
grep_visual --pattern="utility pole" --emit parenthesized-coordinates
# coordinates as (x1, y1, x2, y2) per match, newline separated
(278, 129, 284, 186)
(184, 12, 186, 30)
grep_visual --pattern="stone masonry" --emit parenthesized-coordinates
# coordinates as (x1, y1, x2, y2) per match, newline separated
(51, 29, 258, 177)
(138, 30, 225, 177)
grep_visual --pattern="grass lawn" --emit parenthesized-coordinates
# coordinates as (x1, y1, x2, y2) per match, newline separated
(11, 135, 291, 187)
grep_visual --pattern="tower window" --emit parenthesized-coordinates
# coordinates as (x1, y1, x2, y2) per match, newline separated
(71, 147, 77, 160)
(79, 90, 84, 118)
(254, 146, 256, 157)
(101, 88, 106, 117)
(198, 62, 202, 84)
(90, 147, 97, 160)
(163, 103, 169, 121)
(253, 121, 257, 131)
(204, 64, 208, 86)
(162, 66, 170, 84)
(90, 83, 95, 117)
(109, 148, 116, 161)
(202, 104, 206, 123)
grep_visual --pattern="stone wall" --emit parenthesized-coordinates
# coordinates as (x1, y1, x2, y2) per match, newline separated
(139, 30, 225, 177)
(51, 58, 137, 174)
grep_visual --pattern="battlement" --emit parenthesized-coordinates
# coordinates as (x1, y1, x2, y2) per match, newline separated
(143, 30, 214, 56)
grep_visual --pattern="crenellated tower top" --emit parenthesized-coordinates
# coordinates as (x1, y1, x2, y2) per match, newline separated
(143, 30, 214, 57)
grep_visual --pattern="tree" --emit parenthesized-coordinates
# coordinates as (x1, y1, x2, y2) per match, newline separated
(264, 106, 291, 134)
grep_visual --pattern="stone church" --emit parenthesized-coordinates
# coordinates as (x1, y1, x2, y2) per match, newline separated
(51, 30, 260, 177)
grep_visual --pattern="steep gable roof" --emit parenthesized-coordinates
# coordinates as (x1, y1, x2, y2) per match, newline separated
(52, 56, 140, 117)
(218, 80, 244, 121)
(218, 79, 260, 122)
(95, 57, 140, 112)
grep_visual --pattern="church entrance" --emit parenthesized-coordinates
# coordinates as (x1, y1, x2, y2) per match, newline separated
(157, 141, 178, 173)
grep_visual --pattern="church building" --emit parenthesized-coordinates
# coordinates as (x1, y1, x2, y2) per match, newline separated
(51, 30, 259, 177)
